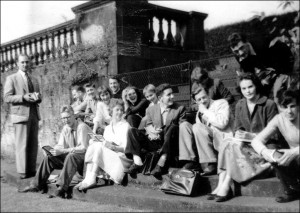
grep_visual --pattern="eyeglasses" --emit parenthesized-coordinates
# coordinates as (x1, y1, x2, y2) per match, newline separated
(61, 116, 72, 120)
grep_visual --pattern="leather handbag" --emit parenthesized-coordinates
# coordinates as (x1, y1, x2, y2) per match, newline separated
(160, 169, 201, 196)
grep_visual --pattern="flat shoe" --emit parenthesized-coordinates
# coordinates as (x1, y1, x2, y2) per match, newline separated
(79, 182, 97, 191)
(215, 190, 233, 202)
(207, 193, 217, 200)
(18, 186, 39, 193)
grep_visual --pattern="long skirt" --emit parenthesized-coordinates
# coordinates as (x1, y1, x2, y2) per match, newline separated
(218, 138, 271, 183)
(85, 142, 133, 184)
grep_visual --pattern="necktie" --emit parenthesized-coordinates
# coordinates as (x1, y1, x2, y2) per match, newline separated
(25, 72, 34, 93)
(70, 129, 77, 147)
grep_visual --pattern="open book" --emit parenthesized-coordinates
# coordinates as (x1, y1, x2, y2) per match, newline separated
(88, 133, 104, 142)
(230, 130, 257, 143)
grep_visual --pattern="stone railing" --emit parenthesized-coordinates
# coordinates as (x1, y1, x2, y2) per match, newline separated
(0, 19, 80, 72)
(144, 3, 207, 49)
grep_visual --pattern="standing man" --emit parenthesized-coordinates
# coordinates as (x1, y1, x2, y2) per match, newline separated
(19, 105, 92, 198)
(4, 54, 42, 179)
(109, 76, 122, 99)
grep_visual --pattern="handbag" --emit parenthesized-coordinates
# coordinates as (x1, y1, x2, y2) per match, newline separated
(160, 169, 201, 196)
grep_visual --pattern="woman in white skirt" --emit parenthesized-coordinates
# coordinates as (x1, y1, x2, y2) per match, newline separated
(76, 100, 133, 190)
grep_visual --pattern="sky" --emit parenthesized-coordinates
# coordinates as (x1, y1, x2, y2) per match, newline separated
(1, 1, 299, 44)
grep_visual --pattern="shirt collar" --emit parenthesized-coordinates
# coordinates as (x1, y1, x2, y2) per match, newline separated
(160, 103, 170, 114)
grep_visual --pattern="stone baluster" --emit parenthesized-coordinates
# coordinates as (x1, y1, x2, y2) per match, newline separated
(158, 17, 164, 45)
(1, 48, 4, 72)
(69, 27, 75, 47)
(166, 19, 174, 47)
(10, 45, 15, 68)
(149, 17, 154, 45)
(33, 38, 39, 65)
(175, 24, 182, 47)
(4, 47, 9, 70)
(62, 28, 68, 58)
(57, 31, 62, 59)
(23, 42, 28, 56)
(51, 32, 56, 60)
(44, 35, 50, 61)
(9, 46, 14, 69)
(39, 37, 45, 64)
(27, 40, 34, 62)
(14, 44, 19, 64)
(0, 49, 3, 72)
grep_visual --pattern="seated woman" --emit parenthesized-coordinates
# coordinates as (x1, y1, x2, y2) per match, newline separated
(209, 72, 279, 202)
(122, 86, 149, 128)
(75, 100, 133, 190)
(93, 86, 118, 135)
(138, 84, 159, 130)
(252, 89, 299, 203)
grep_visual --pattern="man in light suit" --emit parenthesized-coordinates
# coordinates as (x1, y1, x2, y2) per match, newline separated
(124, 83, 186, 179)
(4, 54, 42, 179)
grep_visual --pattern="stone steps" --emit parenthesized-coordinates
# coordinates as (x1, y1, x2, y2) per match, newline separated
(3, 168, 299, 212)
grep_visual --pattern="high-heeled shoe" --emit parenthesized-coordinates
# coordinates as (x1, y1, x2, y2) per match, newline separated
(215, 189, 233, 202)
(206, 193, 217, 200)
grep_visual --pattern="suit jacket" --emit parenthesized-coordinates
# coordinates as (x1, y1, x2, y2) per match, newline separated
(4, 71, 41, 123)
(146, 102, 186, 129)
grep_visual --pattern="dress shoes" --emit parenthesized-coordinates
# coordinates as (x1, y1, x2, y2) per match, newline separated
(19, 172, 36, 179)
(215, 189, 233, 202)
(150, 165, 168, 180)
(200, 163, 217, 176)
(183, 161, 202, 171)
(18, 185, 39, 193)
(124, 164, 142, 174)
(276, 193, 300, 203)
(206, 193, 217, 200)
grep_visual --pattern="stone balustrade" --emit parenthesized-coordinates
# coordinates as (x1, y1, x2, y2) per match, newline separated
(0, 20, 79, 72)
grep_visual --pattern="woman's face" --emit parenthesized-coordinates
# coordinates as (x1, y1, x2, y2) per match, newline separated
(112, 105, 124, 121)
(100, 91, 111, 104)
(240, 79, 257, 101)
(145, 91, 158, 104)
(127, 89, 137, 104)
(281, 99, 299, 121)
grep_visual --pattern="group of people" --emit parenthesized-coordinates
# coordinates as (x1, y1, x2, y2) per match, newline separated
(4, 31, 299, 204)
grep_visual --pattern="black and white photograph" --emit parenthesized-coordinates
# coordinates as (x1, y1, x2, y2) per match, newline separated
(1, 0, 299, 212)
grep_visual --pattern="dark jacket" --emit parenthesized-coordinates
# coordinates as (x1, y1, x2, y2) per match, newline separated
(125, 98, 149, 118)
(234, 96, 278, 134)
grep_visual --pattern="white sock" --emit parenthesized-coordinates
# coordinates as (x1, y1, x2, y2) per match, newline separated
(133, 155, 143, 166)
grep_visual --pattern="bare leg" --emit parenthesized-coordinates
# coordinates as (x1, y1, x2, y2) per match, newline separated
(211, 170, 226, 194)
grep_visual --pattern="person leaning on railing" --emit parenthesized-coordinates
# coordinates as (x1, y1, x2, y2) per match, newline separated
(252, 89, 300, 203)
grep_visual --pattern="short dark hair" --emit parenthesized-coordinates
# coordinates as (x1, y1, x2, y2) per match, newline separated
(109, 75, 120, 83)
(156, 83, 172, 97)
(84, 83, 95, 89)
(72, 85, 85, 93)
(191, 86, 209, 100)
(97, 85, 112, 99)
(277, 89, 299, 107)
(17, 53, 30, 62)
(60, 105, 74, 115)
(228, 33, 247, 48)
(236, 72, 263, 96)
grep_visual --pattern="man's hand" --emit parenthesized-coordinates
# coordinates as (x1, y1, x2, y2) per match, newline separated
(277, 148, 298, 166)
(50, 149, 63, 156)
(23, 93, 35, 102)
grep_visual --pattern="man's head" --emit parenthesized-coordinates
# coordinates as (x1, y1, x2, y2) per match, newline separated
(109, 76, 120, 94)
(84, 83, 96, 98)
(17, 54, 30, 72)
(71, 85, 85, 101)
(228, 33, 251, 62)
(60, 105, 76, 128)
(192, 87, 211, 108)
(156, 83, 174, 107)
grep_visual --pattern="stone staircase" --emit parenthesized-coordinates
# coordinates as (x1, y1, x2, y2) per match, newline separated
(2, 163, 299, 212)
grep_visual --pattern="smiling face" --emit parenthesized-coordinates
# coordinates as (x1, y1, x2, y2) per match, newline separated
(127, 88, 138, 104)
(86, 87, 95, 98)
(18, 55, 30, 72)
(240, 79, 257, 101)
(281, 99, 299, 121)
(72, 89, 78, 100)
(159, 88, 174, 107)
(144, 91, 158, 104)
(112, 104, 124, 121)
(231, 41, 251, 62)
(194, 89, 210, 108)
(100, 91, 111, 104)
(109, 79, 120, 94)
